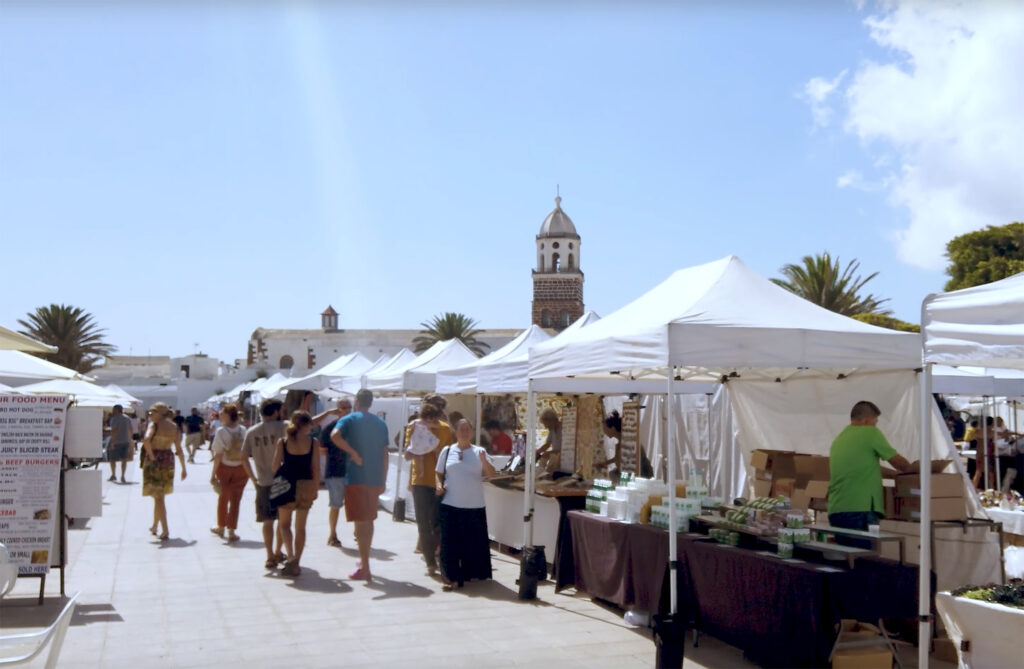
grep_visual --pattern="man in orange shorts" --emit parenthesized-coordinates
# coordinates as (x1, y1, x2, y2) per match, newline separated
(331, 388, 390, 580)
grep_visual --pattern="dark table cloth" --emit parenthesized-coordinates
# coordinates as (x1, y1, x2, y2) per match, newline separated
(566, 510, 928, 668)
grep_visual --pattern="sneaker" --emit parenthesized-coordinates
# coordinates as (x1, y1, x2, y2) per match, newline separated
(348, 567, 371, 581)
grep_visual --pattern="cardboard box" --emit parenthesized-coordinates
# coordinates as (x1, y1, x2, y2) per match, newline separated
(752, 479, 772, 498)
(898, 496, 965, 521)
(791, 489, 810, 510)
(750, 449, 796, 476)
(933, 637, 958, 664)
(832, 647, 892, 669)
(794, 454, 830, 479)
(771, 478, 796, 498)
(884, 486, 897, 519)
(804, 480, 830, 499)
(895, 473, 964, 499)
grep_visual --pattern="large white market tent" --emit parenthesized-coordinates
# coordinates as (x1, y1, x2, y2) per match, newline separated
(326, 353, 393, 396)
(363, 339, 479, 394)
(0, 325, 56, 353)
(282, 352, 374, 393)
(0, 350, 85, 383)
(436, 325, 547, 394)
(527, 255, 955, 618)
(17, 378, 124, 408)
(104, 384, 142, 407)
(354, 349, 417, 394)
(919, 271, 1024, 668)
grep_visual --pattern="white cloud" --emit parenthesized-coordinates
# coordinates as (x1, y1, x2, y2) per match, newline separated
(801, 70, 847, 127)
(811, 1, 1024, 269)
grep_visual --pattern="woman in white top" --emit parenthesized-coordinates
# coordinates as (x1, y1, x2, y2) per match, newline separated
(210, 403, 248, 542)
(435, 419, 496, 591)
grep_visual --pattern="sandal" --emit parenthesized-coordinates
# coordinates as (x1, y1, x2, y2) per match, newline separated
(281, 560, 301, 577)
(226, 533, 240, 543)
(159, 533, 169, 541)
(264, 558, 278, 570)
(210, 527, 224, 538)
(327, 537, 341, 547)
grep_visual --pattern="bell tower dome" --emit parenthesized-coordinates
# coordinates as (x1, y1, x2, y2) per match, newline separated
(532, 194, 584, 330)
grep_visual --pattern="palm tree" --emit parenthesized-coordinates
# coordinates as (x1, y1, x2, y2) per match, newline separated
(18, 304, 115, 373)
(412, 312, 490, 356)
(771, 253, 891, 316)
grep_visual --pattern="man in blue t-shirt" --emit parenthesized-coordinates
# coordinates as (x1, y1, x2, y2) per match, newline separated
(321, 398, 353, 548)
(331, 388, 389, 580)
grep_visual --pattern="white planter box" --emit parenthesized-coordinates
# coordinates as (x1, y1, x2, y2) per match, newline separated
(936, 592, 1024, 668)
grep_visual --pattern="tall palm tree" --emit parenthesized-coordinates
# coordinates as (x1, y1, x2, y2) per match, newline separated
(412, 312, 490, 356)
(18, 304, 115, 373)
(771, 253, 891, 316)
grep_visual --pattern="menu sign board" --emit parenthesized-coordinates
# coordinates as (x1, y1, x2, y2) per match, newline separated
(620, 401, 640, 477)
(559, 406, 578, 474)
(0, 393, 67, 575)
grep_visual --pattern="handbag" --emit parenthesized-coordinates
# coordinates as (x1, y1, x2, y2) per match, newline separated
(268, 467, 295, 509)
(436, 446, 451, 502)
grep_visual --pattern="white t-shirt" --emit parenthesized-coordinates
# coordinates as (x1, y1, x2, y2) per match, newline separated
(213, 424, 247, 467)
(436, 445, 491, 509)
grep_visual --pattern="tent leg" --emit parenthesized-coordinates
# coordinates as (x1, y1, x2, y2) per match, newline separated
(475, 393, 482, 444)
(918, 365, 933, 669)
(666, 372, 678, 616)
(519, 383, 541, 600)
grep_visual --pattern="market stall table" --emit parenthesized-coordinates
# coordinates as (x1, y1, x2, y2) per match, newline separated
(565, 510, 928, 668)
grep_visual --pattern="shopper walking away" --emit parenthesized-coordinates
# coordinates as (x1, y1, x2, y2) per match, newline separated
(331, 389, 389, 581)
(272, 411, 320, 576)
(242, 399, 287, 569)
(142, 402, 187, 540)
(107, 404, 134, 483)
(184, 407, 205, 463)
(436, 419, 496, 591)
(321, 398, 353, 547)
(210, 403, 248, 542)
(404, 401, 452, 575)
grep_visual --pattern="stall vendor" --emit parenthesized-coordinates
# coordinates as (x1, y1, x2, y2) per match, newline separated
(597, 410, 653, 480)
(828, 400, 912, 531)
(535, 408, 562, 472)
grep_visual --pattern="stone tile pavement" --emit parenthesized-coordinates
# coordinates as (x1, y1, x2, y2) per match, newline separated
(1, 451, 950, 668)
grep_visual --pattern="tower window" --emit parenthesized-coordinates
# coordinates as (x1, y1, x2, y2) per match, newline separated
(279, 355, 295, 369)
(560, 311, 570, 327)
(552, 242, 560, 249)
(568, 253, 575, 269)
(552, 253, 561, 272)
(569, 243, 574, 249)
(539, 255, 545, 272)
(541, 309, 552, 327)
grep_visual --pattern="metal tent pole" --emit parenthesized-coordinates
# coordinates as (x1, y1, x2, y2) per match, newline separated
(918, 364, 933, 669)
(667, 371, 678, 615)
(982, 397, 989, 490)
(524, 381, 537, 548)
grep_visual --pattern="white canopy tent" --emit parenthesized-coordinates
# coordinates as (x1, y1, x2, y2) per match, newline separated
(436, 326, 544, 395)
(17, 378, 124, 408)
(0, 326, 56, 353)
(528, 255, 950, 618)
(921, 271, 1024, 668)
(363, 339, 479, 394)
(104, 384, 143, 407)
(282, 352, 374, 393)
(0, 350, 84, 384)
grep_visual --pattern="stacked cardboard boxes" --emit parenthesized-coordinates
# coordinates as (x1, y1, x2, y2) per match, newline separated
(750, 449, 830, 511)
(893, 461, 965, 521)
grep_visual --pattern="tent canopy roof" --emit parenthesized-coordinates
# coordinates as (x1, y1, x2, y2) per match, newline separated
(529, 255, 922, 383)
(0, 325, 57, 353)
(17, 378, 122, 407)
(283, 352, 374, 393)
(365, 340, 479, 393)
(0, 350, 85, 382)
(436, 325, 549, 394)
(923, 271, 1024, 370)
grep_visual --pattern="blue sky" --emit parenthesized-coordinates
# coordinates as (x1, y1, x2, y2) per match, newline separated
(2, 2, 1017, 363)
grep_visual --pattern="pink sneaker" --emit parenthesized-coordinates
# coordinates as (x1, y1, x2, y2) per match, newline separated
(348, 567, 371, 581)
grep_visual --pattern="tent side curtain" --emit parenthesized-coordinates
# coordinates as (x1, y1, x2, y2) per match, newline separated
(923, 271, 1024, 370)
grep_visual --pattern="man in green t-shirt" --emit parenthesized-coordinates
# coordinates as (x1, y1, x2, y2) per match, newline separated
(828, 400, 912, 531)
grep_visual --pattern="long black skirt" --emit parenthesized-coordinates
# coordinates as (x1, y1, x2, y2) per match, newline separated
(439, 504, 492, 585)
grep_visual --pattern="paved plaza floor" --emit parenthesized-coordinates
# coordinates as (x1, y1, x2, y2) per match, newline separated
(2, 450, 950, 668)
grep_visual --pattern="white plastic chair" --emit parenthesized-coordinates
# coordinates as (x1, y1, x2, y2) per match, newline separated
(0, 592, 79, 669)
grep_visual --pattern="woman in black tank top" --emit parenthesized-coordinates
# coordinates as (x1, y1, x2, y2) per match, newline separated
(271, 411, 321, 577)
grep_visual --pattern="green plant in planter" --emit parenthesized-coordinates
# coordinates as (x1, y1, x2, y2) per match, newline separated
(951, 579, 1024, 609)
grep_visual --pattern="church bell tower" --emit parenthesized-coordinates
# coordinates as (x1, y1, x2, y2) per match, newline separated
(532, 195, 584, 330)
